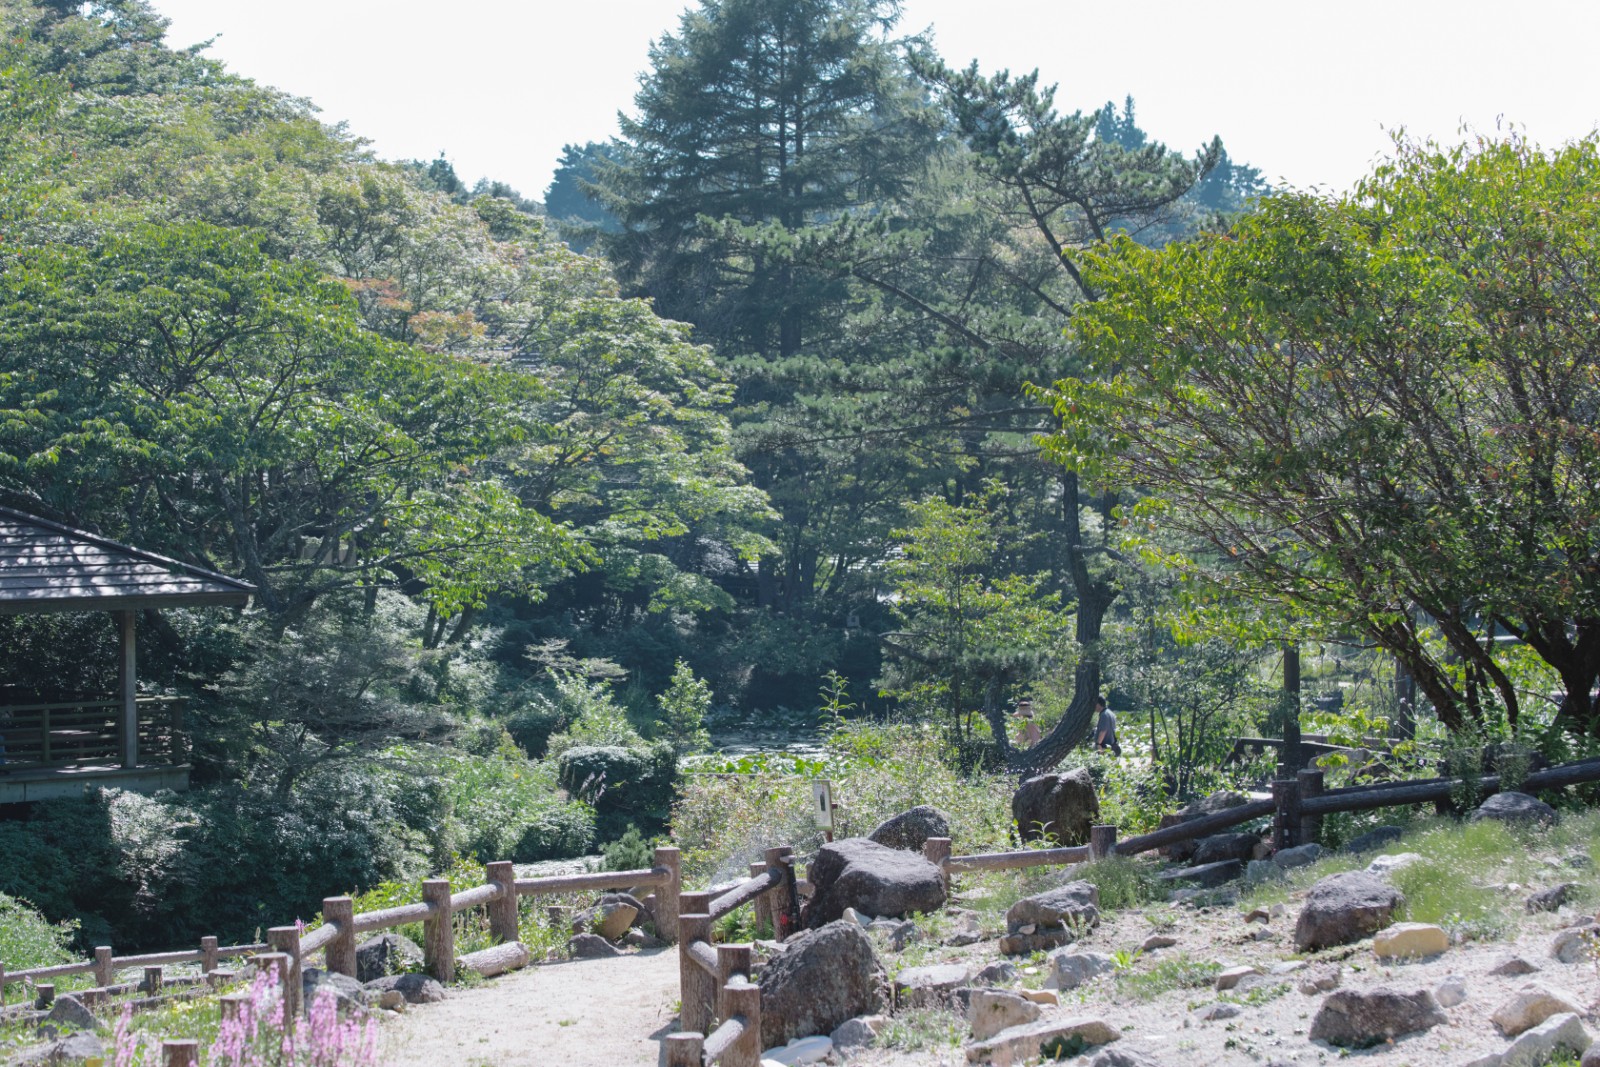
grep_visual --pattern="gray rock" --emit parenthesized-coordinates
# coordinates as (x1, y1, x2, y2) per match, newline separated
(1472, 791, 1557, 827)
(868, 805, 952, 853)
(964, 1017, 1121, 1065)
(894, 963, 969, 1008)
(42, 997, 97, 1033)
(1195, 1002, 1241, 1021)
(1491, 981, 1585, 1036)
(1215, 966, 1262, 991)
(355, 932, 425, 983)
(999, 881, 1099, 955)
(1296, 963, 1341, 995)
(1273, 843, 1323, 868)
(967, 989, 1042, 1041)
(867, 918, 919, 951)
(576, 900, 637, 941)
(1343, 825, 1403, 854)
(1157, 859, 1242, 889)
(1491, 956, 1540, 976)
(14, 1032, 105, 1065)
(1245, 859, 1286, 885)
(802, 838, 947, 928)
(1550, 923, 1600, 964)
(1048, 950, 1115, 990)
(1435, 975, 1468, 1008)
(972, 962, 1018, 985)
(302, 968, 369, 1013)
(1366, 852, 1423, 876)
(1085, 1050, 1162, 1067)
(828, 1015, 883, 1054)
(1501, 1012, 1591, 1067)
(1294, 871, 1403, 952)
(1139, 934, 1176, 952)
(1527, 883, 1579, 913)
(1012, 768, 1100, 845)
(566, 933, 621, 959)
(1190, 833, 1260, 866)
(622, 927, 665, 949)
(1166, 791, 1249, 863)
(1308, 987, 1446, 1048)
(361, 973, 444, 1004)
(759, 920, 885, 1047)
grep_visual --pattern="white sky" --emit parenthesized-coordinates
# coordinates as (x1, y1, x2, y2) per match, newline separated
(150, 0, 1600, 201)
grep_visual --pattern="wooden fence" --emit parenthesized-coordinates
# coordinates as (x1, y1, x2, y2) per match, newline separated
(668, 846, 799, 1067)
(0, 696, 185, 770)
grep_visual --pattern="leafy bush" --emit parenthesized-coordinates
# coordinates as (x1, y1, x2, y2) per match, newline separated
(601, 825, 657, 872)
(0, 892, 76, 970)
(433, 738, 595, 864)
(558, 742, 678, 840)
(542, 675, 645, 757)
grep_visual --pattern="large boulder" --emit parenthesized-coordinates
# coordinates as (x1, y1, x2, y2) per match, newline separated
(999, 881, 1099, 955)
(1294, 871, 1403, 952)
(362, 973, 445, 1005)
(355, 933, 424, 983)
(1309, 988, 1446, 1048)
(802, 838, 946, 928)
(758, 920, 885, 1047)
(868, 805, 951, 853)
(1166, 791, 1248, 862)
(1012, 769, 1099, 845)
(1472, 791, 1557, 827)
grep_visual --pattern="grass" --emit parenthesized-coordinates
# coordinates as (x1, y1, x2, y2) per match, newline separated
(877, 1006, 965, 1051)
(1114, 955, 1221, 1001)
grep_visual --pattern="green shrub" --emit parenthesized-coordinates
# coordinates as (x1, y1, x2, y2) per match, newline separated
(601, 826, 657, 872)
(558, 742, 677, 840)
(434, 741, 596, 864)
(654, 659, 712, 755)
(1074, 856, 1154, 910)
(0, 892, 76, 970)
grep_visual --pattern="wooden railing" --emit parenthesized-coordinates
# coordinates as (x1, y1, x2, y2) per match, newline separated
(0, 847, 682, 1016)
(668, 846, 798, 1067)
(0, 696, 185, 770)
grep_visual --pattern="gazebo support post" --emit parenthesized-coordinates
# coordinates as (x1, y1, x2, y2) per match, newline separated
(119, 609, 138, 770)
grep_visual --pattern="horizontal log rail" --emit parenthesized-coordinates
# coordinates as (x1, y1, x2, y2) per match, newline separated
(1113, 798, 1276, 856)
(942, 844, 1091, 872)
(708, 867, 783, 921)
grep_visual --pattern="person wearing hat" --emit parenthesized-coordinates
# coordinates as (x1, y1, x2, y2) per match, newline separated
(1013, 699, 1042, 747)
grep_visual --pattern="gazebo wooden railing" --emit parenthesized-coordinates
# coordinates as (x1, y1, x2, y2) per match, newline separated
(0, 696, 186, 771)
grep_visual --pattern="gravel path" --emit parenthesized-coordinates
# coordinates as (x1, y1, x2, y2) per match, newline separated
(381, 949, 679, 1067)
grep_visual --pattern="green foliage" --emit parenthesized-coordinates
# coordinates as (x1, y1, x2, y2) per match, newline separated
(543, 675, 646, 758)
(654, 659, 712, 755)
(600, 825, 657, 872)
(1115, 955, 1222, 1001)
(434, 741, 596, 865)
(1073, 857, 1155, 911)
(0, 892, 76, 971)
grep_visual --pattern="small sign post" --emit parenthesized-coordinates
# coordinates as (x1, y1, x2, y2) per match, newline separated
(812, 779, 834, 841)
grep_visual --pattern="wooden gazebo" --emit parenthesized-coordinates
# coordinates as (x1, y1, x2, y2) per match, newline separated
(0, 507, 253, 803)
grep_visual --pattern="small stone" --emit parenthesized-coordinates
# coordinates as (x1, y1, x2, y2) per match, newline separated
(1247, 927, 1274, 941)
(566, 933, 621, 959)
(1366, 852, 1423, 876)
(1046, 950, 1115, 991)
(973, 962, 1018, 986)
(762, 1035, 833, 1066)
(376, 989, 405, 1010)
(829, 1015, 883, 1054)
(1373, 922, 1449, 959)
(1273, 843, 1323, 868)
(841, 907, 869, 927)
(361, 973, 445, 1005)
(1139, 934, 1176, 951)
(1296, 963, 1340, 995)
(1269, 961, 1305, 976)
(1269, 903, 1287, 919)
(1244, 908, 1269, 924)
(967, 989, 1043, 1042)
(963, 1017, 1120, 1064)
(1491, 982, 1585, 1037)
(1244, 859, 1286, 885)
(1195, 1002, 1241, 1021)
(1550, 923, 1600, 964)
(893, 963, 969, 1008)
(1490, 956, 1540, 977)
(1215, 965, 1262, 991)
(1435, 975, 1467, 1008)
(1528, 883, 1579, 913)
(1018, 989, 1058, 1006)
(1501, 1011, 1591, 1067)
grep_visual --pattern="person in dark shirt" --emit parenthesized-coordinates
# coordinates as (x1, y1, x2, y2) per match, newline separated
(1094, 695, 1121, 757)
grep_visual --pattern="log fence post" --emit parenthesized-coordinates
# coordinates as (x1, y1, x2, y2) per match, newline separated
(485, 862, 519, 945)
(1089, 825, 1118, 861)
(162, 1040, 198, 1067)
(663, 1032, 704, 1067)
(266, 927, 302, 1017)
(922, 837, 953, 894)
(1271, 778, 1300, 852)
(655, 846, 682, 944)
(722, 982, 762, 1067)
(200, 936, 218, 974)
(422, 879, 455, 984)
(546, 905, 571, 938)
(749, 861, 772, 937)
(323, 896, 357, 977)
(219, 992, 247, 1021)
(94, 946, 114, 989)
(677, 909, 715, 1035)
(763, 847, 797, 941)
(143, 966, 163, 994)
(1297, 769, 1325, 846)
(716, 943, 752, 1022)
(36, 984, 55, 1009)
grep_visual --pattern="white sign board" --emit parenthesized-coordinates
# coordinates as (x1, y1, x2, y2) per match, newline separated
(811, 779, 834, 829)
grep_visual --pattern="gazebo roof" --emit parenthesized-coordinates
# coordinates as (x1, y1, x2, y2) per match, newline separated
(0, 506, 254, 615)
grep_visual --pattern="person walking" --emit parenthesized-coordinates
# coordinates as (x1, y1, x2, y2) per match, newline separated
(1094, 695, 1121, 757)
(1013, 699, 1042, 747)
